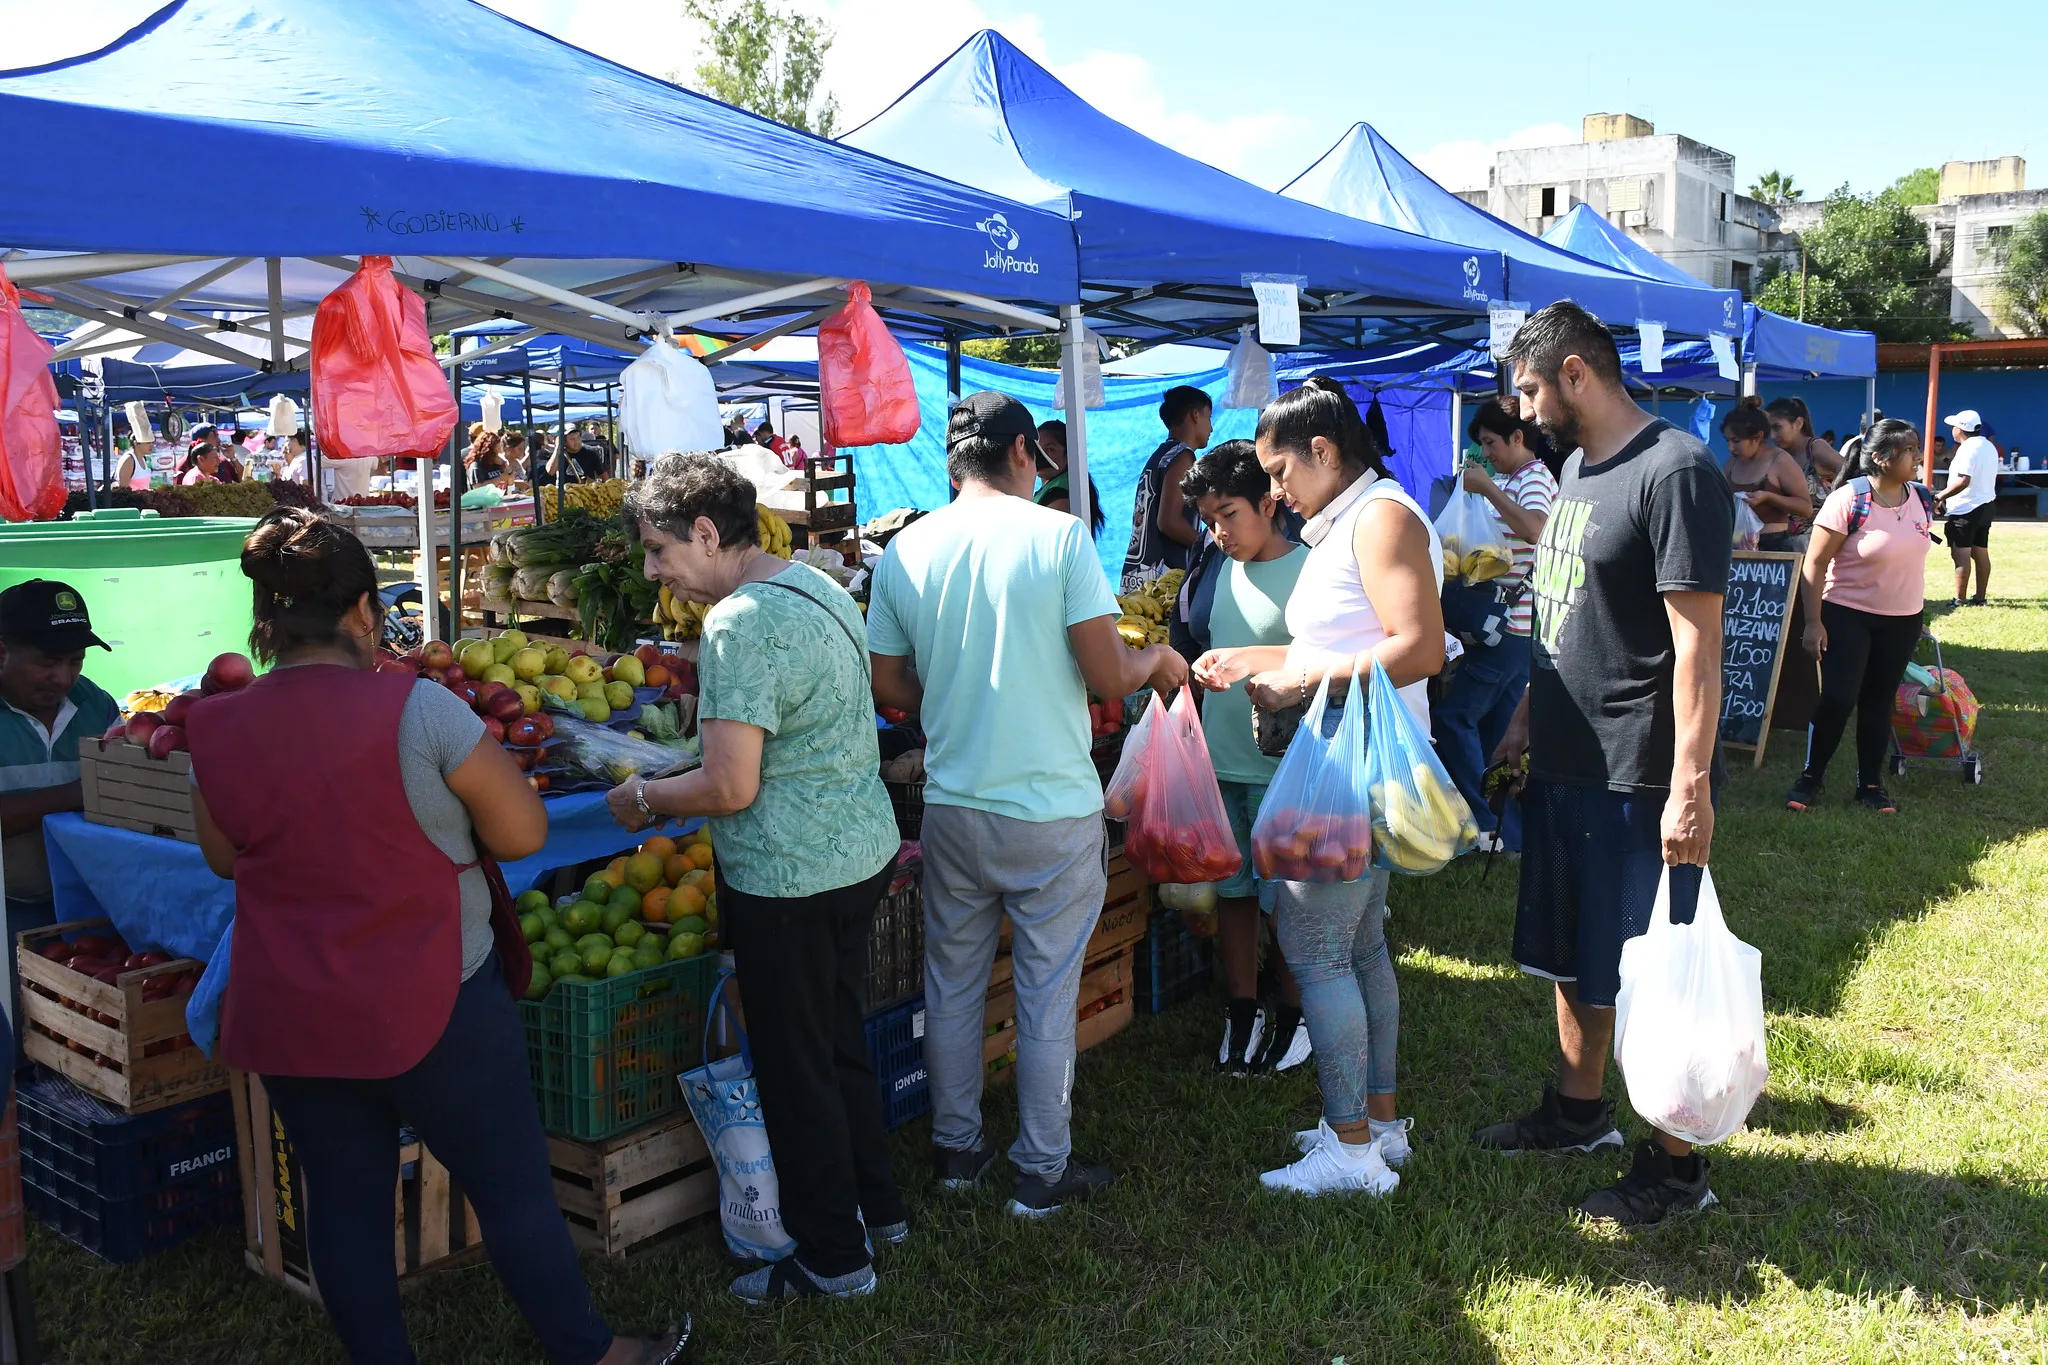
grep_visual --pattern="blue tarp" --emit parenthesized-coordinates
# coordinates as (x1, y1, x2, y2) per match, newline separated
(0, 0, 1078, 304)
(49, 357, 302, 406)
(1284, 125, 1743, 340)
(842, 31, 1503, 325)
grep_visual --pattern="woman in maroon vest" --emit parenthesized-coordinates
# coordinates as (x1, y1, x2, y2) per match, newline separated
(188, 510, 682, 1365)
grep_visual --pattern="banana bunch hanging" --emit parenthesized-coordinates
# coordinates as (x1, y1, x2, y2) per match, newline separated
(756, 506, 793, 558)
(539, 478, 626, 521)
(656, 584, 712, 641)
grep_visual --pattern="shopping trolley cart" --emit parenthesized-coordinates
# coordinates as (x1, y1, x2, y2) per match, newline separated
(1887, 624, 1984, 784)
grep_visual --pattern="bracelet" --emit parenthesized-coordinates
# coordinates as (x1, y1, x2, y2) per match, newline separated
(1296, 664, 1310, 705)
(633, 777, 655, 821)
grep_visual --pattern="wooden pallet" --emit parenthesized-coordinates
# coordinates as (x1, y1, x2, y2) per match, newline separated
(17, 919, 223, 1114)
(230, 1072, 483, 1305)
(548, 1111, 717, 1258)
(79, 739, 197, 843)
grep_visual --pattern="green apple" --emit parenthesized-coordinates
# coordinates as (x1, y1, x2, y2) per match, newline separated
(577, 698, 612, 723)
(513, 682, 543, 715)
(490, 634, 520, 664)
(543, 646, 571, 675)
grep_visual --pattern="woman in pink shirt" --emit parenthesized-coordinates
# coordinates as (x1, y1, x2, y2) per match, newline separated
(1787, 419, 1934, 815)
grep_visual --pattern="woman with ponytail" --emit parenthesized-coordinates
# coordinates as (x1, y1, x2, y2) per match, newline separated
(186, 510, 684, 1365)
(1190, 376, 1448, 1199)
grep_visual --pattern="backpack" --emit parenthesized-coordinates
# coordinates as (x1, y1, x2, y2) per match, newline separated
(1843, 476, 1936, 538)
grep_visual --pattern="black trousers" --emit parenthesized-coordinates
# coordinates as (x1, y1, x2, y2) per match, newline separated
(1804, 601, 1923, 789)
(725, 861, 904, 1277)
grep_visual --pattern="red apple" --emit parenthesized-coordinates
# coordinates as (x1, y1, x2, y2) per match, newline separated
(422, 667, 448, 685)
(147, 724, 186, 759)
(443, 665, 468, 687)
(481, 715, 506, 743)
(201, 652, 255, 695)
(635, 644, 661, 667)
(419, 640, 455, 672)
(125, 712, 162, 745)
(485, 688, 525, 724)
(452, 680, 482, 709)
(100, 721, 127, 746)
(476, 680, 510, 705)
(506, 716, 545, 747)
(161, 690, 201, 726)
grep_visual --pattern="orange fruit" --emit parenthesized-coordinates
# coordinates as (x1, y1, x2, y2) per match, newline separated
(667, 885, 706, 922)
(686, 844, 715, 871)
(663, 853, 691, 887)
(624, 852, 665, 893)
(640, 886, 671, 922)
(639, 835, 677, 860)
(597, 865, 625, 890)
(679, 868, 712, 894)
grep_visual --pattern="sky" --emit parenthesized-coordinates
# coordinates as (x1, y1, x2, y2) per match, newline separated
(6, 0, 2044, 199)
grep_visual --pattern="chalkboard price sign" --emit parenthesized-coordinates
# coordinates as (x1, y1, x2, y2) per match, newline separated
(1719, 550, 1803, 765)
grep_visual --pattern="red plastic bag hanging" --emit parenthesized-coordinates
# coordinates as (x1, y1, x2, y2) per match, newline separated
(310, 256, 458, 462)
(1117, 689, 1243, 885)
(0, 264, 65, 523)
(816, 281, 920, 447)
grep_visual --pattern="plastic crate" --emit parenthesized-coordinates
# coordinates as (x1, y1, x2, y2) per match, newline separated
(866, 859, 924, 1011)
(1137, 911, 1213, 1014)
(885, 779, 925, 841)
(862, 997, 930, 1131)
(24, 1158, 240, 1264)
(15, 1070, 238, 1202)
(521, 951, 719, 1142)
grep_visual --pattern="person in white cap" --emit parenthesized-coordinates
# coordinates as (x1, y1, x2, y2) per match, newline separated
(1935, 409, 1999, 606)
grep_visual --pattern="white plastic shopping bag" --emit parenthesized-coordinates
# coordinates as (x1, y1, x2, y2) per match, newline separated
(1223, 326, 1276, 410)
(679, 972, 796, 1261)
(1613, 868, 1769, 1146)
(620, 337, 724, 456)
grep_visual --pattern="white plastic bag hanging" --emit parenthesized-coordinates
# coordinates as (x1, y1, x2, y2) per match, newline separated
(1433, 489, 1514, 583)
(1052, 326, 1104, 410)
(620, 337, 724, 456)
(1732, 494, 1763, 551)
(1224, 327, 1276, 410)
(1613, 867, 1769, 1146)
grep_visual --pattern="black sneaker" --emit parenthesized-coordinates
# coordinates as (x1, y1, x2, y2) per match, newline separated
(1855, 786, 1899, 814)
(933, 1135, 997, 1190)
(1785, 774, 1823, 812)
(1217, 1001, 1262, 1075)
(1574, 1141, 1717, 1227)
(1247, 1005, 1311, 1074)
(1473, 1083, 1625, 1154)
(1007, 1158, 1115, 1219)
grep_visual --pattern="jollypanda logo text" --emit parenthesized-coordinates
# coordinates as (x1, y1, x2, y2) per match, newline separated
(976, 212, 1039, 275)
(1461, 256, 1488, 302)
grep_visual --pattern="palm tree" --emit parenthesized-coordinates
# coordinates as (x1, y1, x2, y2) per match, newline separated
(1749, 170, 1802, 205)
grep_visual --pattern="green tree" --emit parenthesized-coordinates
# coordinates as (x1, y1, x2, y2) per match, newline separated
(1992, 208, 2048, 336)
(1748, 169, 1801, 204)
(960, 334, 1064, 368)
(680, 0, 839, 136)
(1891, 167, 1940, 206)
(1757, 186, 1964, 342)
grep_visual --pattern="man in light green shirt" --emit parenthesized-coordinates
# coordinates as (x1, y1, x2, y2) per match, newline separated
(868, 392, 1185, 1218)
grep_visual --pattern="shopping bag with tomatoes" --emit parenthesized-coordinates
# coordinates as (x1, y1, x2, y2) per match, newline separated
(1115, 689, 1241, 884)
(1249, 672, 1373, 883)
(816, 281, 920, 448)
(310, 255, 459, 462)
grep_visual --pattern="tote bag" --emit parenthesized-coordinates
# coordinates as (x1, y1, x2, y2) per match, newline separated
(679, 973, 796, 1261)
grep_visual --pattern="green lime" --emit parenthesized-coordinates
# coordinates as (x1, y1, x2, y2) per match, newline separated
(562, 900, 603, 935)
(605, 952, 637, 978)
(613, 920, 645, 949)
(631, 941, 665, 969)
(537, 907, 560, 932)
(581, 876, 612, 905)
(609, 885, 642, 919)
(668, 931, 705, 960)
(549, 949, 581, 980)
(600, 902, 633, 934)
(518, 912, 545, 943)
(580, 942, 613, 973)
(522, 965, 552, 1001)
(515, 889, 549, 916)
(543, 926, 575, 952)
(575, 933, 613, 954)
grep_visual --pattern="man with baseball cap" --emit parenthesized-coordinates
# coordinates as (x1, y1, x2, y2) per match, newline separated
(867, 391, 1186, 1218)
(0, 579, 119, 1020)
(1935, 409, 1999, 606)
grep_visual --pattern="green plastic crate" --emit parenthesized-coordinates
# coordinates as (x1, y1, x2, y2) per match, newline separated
(519, 952, 718, 1142)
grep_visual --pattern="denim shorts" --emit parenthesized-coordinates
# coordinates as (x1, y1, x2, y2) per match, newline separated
(1215, 780, 1276, 911)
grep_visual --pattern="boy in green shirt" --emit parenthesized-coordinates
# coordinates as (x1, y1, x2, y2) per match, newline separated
(1180, 442, 1308, 1074)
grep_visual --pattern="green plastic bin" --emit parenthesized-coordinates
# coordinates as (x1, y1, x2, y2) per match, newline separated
(520, 952, 718, 1141)
(0, 509, 257, 701)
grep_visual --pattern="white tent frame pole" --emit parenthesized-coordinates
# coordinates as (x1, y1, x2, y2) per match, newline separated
(420, 256, 656, 331)
(46, 257, 253, 360)
(1864, 377, 1877, 434)
(57, 278, 308, 359)
(0, 253, 208, 287)
(1061, 303, 1093, 537)
(265, 257, 287, 369)
(664, 277, 845, 330)
(37, 290, 282, 368)
(1449, 388, 1462, 478)
(439, 325, 543, 370)
(912, 288, 1060, 332)
(699, 306, 836, 363)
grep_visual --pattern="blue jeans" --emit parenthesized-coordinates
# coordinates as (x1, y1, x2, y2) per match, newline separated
(1433, 630, 1532, 851)
(1272, 870, 1398, 1123)
(263, 957, 612, 1365)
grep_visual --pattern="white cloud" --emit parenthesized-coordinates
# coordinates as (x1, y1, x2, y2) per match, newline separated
(1047, 47, 1309, 186)
(1410, 122, 1576, 191)
(0, 1, 163, 67)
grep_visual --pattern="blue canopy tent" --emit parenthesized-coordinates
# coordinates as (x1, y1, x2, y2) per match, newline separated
(1542, 203, 1716, 288)
(842, 29, 1509, 531)
(1284, 124, 1743, 342)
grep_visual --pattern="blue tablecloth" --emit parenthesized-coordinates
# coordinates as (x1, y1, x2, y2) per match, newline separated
(43, 795, 692, 1056)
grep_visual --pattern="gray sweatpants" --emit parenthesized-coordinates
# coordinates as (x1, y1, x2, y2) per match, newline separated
(920, 803, 1107, 1181)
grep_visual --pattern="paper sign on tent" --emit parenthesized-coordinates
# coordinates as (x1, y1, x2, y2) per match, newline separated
(1637, 321, 1665, 374)
(1487, 306, 1527, 357)
(1710, 333, 1739, 381)
(1250, 281, 1300, 347)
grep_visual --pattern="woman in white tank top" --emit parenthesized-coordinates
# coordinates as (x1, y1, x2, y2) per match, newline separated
(1189, 376, 1448, 1198)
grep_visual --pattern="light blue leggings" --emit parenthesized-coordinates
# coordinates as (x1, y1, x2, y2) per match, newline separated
(1272, 870, 1398, 1124)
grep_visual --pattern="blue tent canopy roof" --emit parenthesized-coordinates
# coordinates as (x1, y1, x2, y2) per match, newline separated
(1283, 124, 1743, 341)
(1542, 205, 1714, 290)
(1742, 304, 1877, 380)
(842, 31, 1504, 336)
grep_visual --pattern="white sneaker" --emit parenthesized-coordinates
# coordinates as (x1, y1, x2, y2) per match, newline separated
(1270, 1017, 1312, 1073)
(1262, 1120, 1399, 1197)
(1295, 1115, 1412, 1167)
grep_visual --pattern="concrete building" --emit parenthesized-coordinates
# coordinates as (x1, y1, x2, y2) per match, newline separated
(1473, 113, 1764, 296)
(1919, 160, 2048, 336)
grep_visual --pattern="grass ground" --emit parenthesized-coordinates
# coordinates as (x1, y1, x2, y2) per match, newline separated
(29, 526, 2048, 1364)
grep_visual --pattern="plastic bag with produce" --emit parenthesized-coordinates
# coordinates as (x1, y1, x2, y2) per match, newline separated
(1120, 689, 1242, 885)
(1362, 659, 1478, 875)
(309, 256, 458, 462)
(1732, 493, 1763, 552)
(545, 714, 698, 790)
(817, 282, 920, 448)
(1433, 486, 1514, 583)
(1249, 672, 1374, 884)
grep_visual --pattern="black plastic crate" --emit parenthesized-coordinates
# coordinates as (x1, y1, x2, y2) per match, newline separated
(1138, 911, 1213, 1014)
(22, 1152, 239, 1263)
(884, 779, 925, 842)
(15, 1071, 237, 1203)
(862, 996, 930, 1131)
(866, 858, 924, 1012)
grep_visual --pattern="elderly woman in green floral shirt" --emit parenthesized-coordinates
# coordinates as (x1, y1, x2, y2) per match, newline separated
(608, 454, 901, 1305)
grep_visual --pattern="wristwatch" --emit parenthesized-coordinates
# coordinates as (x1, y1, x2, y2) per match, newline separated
(633, 777, 655, 822)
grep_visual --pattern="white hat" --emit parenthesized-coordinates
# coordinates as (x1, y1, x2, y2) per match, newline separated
(1942, 409, 1983, 433)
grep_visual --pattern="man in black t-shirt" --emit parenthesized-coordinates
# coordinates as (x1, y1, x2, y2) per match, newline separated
(1473, 303, 1735, 1228)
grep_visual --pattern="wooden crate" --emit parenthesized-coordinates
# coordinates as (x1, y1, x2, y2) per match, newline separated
(984, 945, 1135, 1081)
(230, 1071, 483, 1304)
(548, 1111, 717, 1258)
(17, 919, 224, 1114)
(79, 738, 196, 843)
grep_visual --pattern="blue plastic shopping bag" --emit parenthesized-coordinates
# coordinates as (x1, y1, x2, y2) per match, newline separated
(679, 972, 796, 1262)
(1248, 672, 1375, 883)
(1363, 659, 1478, 874)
